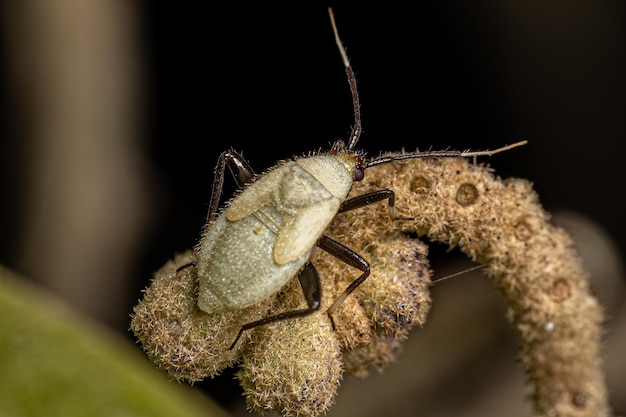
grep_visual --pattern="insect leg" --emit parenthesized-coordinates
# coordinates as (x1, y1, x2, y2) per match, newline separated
(338, 189, 412, 220)
(206, 149, 255, 225)
(317, 235, 370, 328)
(228, 263, 322, 350)
(175, 262, 195, 273)
(177, 150, 256, 273)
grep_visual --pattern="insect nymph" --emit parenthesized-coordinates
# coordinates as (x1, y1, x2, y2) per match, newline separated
(192, 9, 525, 349)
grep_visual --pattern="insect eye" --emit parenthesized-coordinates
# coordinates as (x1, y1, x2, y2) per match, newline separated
(353, 167, 365, 181)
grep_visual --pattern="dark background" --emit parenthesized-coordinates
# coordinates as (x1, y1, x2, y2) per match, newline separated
(1, 2, 625, 416)
(144, 2, 626, 259)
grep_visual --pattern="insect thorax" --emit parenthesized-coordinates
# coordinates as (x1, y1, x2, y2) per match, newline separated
(295, 154, 355, 200)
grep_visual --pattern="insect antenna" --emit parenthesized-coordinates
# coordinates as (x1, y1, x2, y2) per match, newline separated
(328, 7, 362, 152)
(366, 140, 528, 168)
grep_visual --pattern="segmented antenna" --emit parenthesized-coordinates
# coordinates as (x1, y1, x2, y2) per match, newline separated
(328, 8, 362, 151)
(366, 140, 528, 168)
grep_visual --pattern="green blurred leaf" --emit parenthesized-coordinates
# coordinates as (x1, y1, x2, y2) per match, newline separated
(0, 265, 227, 417)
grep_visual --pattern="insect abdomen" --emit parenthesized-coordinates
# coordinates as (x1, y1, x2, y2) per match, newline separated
(197, 209, 311, 313)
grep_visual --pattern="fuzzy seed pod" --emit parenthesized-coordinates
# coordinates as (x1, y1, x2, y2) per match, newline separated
(353, 154, 610, 417)
(130, 153, 609, 417)
(131, 213, 431, 417)
(130, 251, 273, 381)
(236, 304, 342, 416)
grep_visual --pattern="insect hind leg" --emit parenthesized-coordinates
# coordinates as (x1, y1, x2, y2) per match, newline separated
(228, 262, 322, 350)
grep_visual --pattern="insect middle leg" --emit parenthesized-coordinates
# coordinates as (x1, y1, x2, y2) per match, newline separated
(228, 262, 322, 350)
(319, 189, 412, 322)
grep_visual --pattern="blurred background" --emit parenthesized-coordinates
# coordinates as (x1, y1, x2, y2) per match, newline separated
(1, 1, 624, 416)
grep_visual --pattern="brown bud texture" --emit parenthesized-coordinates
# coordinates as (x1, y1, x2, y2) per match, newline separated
(130, 153, 609, 417)
(355, 154, 610, 417)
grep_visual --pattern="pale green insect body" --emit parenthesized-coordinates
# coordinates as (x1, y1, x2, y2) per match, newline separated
(196, 153, 358, 314)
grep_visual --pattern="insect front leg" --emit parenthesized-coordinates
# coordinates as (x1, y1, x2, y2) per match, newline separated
(228, 262, 322, 350)
(317, 235, 370, 329)
(206, 149, 256, 225)
(177, 149, 256, 274)
(338, 189, 412, 220)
